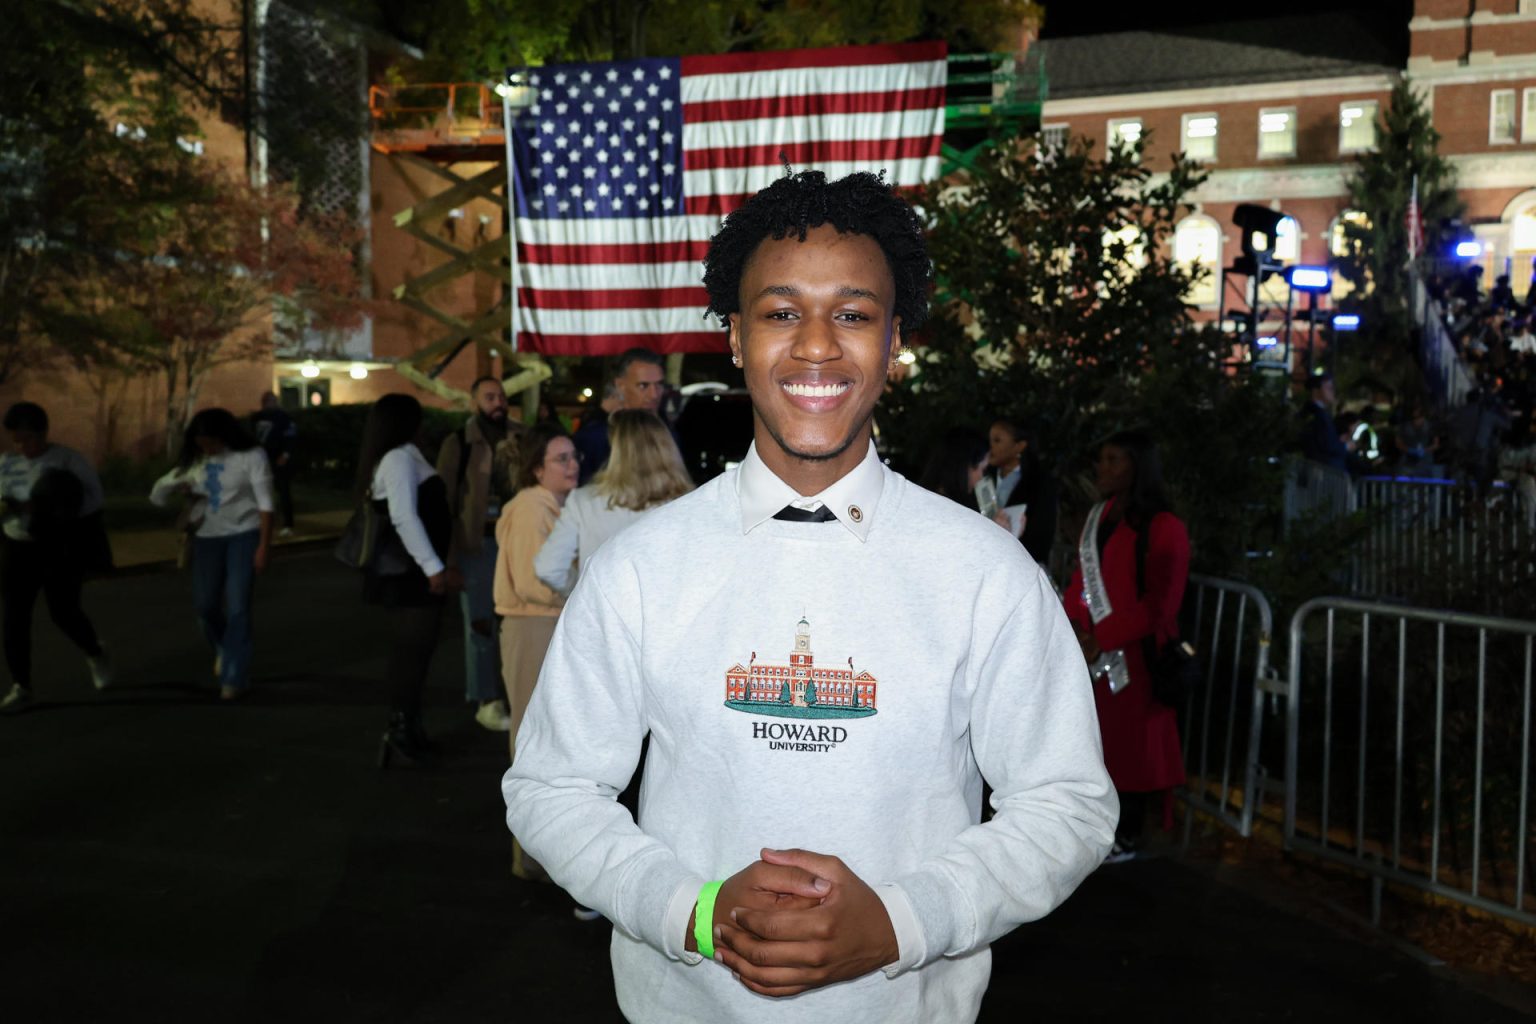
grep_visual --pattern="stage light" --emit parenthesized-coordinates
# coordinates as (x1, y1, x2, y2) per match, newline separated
(1332, 314, 1361, 331)
(1455, 240, 1482, 259)
(300, 361, 320, 379)
(349, 363, 368, 380)
(1288, 265, 1331, 291)
(1233, 204, 1287, 259)
(1255, 335, 1279, 348)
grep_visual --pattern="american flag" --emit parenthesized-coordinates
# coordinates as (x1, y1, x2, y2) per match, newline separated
(507, 41, 948, 356)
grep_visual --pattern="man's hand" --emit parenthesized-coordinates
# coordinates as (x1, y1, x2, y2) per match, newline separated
(712, 848, 899, 998)
(253, 543, 270, 574)
(684, 858, 827, 954)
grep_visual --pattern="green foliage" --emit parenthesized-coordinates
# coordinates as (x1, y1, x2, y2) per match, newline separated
(880, 125, 1293, 575)
(1335, 78, 1462, 347)
(383, 0, 1041, 80)
(780, 680, 792, 703)
(805, 679, 817, 705)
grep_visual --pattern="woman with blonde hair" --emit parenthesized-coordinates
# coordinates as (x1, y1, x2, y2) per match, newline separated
(534, 409, 693, 592)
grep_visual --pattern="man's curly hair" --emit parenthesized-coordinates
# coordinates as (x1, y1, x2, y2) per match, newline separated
(702, 170, 931, 337)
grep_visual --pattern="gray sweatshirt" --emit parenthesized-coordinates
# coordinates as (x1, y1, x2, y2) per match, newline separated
(503, 447, 1116, 1023)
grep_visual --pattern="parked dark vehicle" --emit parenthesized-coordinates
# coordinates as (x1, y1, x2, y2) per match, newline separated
(673, 386, 754, 484)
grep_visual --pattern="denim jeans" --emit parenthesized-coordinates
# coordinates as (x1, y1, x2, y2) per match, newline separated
(190, 529, 259, 691)
(459, 536, 502, 702)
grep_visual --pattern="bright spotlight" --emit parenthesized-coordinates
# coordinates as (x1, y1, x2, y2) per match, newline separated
(300, 361, 320, 379)
(349, 363, 368, 380)
(1455, 240, 1482, 259)
(1332, 314, 1361, 331)
(1288, 266, 1331, 291)
(1255, 336, 1279, 349)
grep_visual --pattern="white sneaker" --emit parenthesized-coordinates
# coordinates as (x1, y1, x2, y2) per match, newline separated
(0, 684, 33, 714)
(88, 651, 115, 690)
(475, 700, 512, 732)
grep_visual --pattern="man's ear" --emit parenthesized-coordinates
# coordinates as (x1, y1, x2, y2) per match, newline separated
(886, 317, 904, 374)
(728, 313, 743, 366)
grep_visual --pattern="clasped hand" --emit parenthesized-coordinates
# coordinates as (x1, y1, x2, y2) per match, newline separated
(691, 847, 899, 998)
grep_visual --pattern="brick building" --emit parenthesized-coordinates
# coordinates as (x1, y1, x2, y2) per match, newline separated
(1034, 1, 1536, 316)
(724, 618, 878, 712)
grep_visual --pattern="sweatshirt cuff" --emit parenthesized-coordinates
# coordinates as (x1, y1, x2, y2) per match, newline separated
(663, 876, 709, 965)
(875, 883, 926, 978)
(885, 868, 973, 970)
(418, 555, 446, 578)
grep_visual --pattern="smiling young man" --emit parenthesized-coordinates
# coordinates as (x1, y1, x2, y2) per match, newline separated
(503, 171, 1116, 1022)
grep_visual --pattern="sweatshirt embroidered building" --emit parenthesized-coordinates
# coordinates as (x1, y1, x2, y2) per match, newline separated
(503, 446, 1117, 1024)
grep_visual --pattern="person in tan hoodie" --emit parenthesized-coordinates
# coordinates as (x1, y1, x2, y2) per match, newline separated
(495, 423, 578, 880)
(495, 422, 578, 743)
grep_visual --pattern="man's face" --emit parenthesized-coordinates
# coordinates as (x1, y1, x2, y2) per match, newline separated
(474, 381, 508, 423)
(8, 429, 44, 458)
(618, 360, 664, 412)
(728, 224, 900, 480)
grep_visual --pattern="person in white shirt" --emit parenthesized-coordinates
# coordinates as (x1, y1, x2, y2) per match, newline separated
(150, 408, 273, 700)
(534, 408, 693, 594)
(0, 402, 113, 713)
(354, 394, 462, 767)
(503, 171, 1116, 1023)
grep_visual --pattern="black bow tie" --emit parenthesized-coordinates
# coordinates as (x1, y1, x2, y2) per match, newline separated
(774, 504, 837, 523)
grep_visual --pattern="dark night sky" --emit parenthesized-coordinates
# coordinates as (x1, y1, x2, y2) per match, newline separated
(1040, 0, 1416, 40)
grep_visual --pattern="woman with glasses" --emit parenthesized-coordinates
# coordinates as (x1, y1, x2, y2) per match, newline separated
(493, 423, 578, 878)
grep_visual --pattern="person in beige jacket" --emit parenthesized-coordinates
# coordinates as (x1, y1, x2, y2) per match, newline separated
(494, 423, 578, 881)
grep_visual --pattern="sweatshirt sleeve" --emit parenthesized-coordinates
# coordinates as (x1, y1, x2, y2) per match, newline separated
(533, 498, 579, 594)
(502, 561, 706, 961)
(882, 568, 1117, 975)
(248, 450, 275, 515)
(148, 466, 187, 507)
(379, 449, 444, 578)
(507, 493, 565, 609)
(1091, 514, 1190, 654)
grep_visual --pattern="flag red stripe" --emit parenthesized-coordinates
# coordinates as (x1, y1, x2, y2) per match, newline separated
(685, 182, 925, 217)
(685, 134, 943, 172)
(517, 240, 712, 264)
(517, 286, 708, 310)
(683, 86, 946, 125)
(679, 41, 945, 77)
(519, 331, 728, 356)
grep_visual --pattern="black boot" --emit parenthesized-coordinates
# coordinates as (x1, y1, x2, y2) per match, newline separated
(379, 711, 424, 769)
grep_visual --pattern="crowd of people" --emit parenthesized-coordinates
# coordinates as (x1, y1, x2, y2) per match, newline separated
(0, 171, 1204, 1023)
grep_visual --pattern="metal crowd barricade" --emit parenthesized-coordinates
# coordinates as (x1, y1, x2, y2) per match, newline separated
(1350, 475, 1531, 611)
(1282, 458, 1355, 529)
(1177, 575, 1285, 838)
(1285, 596, 1536, 926)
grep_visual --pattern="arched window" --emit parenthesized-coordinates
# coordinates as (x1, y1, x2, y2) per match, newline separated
(1504, 191, 1536, 300)
(1274, 216, 1300, 262)
(1174, 215, 1222, 306)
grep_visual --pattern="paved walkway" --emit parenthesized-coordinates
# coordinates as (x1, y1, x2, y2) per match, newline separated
(1, 550, 1529, 1022)
(107, 507, 352, 569)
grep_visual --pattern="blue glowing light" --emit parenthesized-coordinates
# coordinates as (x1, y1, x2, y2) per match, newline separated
(1288, 266, 1331, 291)
(1256, 335, 1279, 348)
(1332, 314, 1361, 331)
(1455, 240, 1482, 259)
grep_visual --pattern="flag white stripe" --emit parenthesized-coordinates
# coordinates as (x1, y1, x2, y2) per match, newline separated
(683, 111, 944, 151)
(514, 306, 713, 334)
(517, 261, 704, 290)
(680, 60, 945, 103)
(512, 215, 722, 245)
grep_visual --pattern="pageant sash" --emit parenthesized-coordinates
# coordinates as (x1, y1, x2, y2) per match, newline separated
(1079, 500, 1131, 694)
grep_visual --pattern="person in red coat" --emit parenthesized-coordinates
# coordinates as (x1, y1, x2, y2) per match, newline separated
(1063, 430, 1189, 861)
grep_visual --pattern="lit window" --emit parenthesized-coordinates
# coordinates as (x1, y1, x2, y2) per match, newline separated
(1040, 124, 1068, 154)
(1339, 101, 1378, 153)
(1107, 117, 1143, 157)
(1258, 108, 1296, 158)
(1525, 89, 1536, 143)
(1174, 216, 1221, 305)
(1274, 216, 1300, 261)
(1181, 113, 1218, 162)
(1491, 90, 1517, 144)
(1329, 209, 1371, 258)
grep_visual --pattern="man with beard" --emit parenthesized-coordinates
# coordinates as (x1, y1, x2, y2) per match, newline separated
(439, 375, 525, 731)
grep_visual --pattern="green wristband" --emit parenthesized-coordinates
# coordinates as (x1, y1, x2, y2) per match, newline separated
(693, 880, 725, 959)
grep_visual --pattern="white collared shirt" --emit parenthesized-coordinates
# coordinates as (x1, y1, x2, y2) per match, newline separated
(734, 439, 884, 542)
